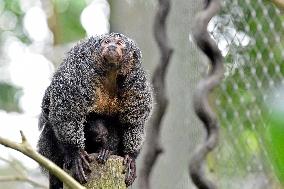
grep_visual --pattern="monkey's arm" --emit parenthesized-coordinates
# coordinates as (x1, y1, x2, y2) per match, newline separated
(120, 125, 144, 186)
(48, 79, 92, 184)
(119, 68, 153, 129)
(119, 69, 153, 186)
(49, 93, 86, 148)
(119, 68, 153, 154)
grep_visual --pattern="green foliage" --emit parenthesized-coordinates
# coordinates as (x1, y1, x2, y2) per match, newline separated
(53, 0, 86, 44)
(0, 82, 22, 112)
(4, 0, 22, 15)
(212, 0, 284, 186)
(265, 109, 284, 182)
(0, 0, 30, 44)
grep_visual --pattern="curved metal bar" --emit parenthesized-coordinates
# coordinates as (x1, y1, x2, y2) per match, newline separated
(189, 0, 224, 189)
(139, 0, 173, 189)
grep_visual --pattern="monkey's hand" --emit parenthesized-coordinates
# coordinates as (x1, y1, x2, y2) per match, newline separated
(64, 149, 93, 184)
(97, 148, 111, 164)
(123, 155, 137, 187)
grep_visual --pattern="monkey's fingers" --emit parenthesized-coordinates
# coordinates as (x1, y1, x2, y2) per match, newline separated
(103, 150, 111, 161)
(81, 149, 94, 163)
(123, 155, 130, 166)
(97, 149, 110, 164)
(97, 151, 103, 163)
(124, 157, 137, 187)
(122, 155, 130, 174)
(74, 158, 88, 184)
(79, 152, 91, 173)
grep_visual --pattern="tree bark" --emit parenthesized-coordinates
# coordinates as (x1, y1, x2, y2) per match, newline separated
(64, 154, 127, 189)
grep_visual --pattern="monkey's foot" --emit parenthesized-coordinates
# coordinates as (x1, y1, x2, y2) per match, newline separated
(97, 149, 111, 164)
(65, 149, 93, 184)
(123, 155, 136, 187)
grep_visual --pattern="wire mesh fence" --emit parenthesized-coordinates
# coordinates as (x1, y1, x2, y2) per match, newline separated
(208, 0, 284, 188)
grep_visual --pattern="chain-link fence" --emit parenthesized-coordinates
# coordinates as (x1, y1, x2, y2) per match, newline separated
(208, 1, 284, 188)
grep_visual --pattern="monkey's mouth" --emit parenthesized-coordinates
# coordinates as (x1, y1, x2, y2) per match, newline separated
(95, 138, 103, 143)
(94, 136, 105, 143)
(102, 48, 122, 66)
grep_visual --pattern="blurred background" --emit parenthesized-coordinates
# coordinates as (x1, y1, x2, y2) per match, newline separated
(0, 0, 284, 189)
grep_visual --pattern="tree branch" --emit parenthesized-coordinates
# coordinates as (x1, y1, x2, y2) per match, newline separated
(0, 156, 26, 176)
(139, 0, 173, 189)
(0, 156, 47, 188)
(65, 154, 127, 189)
(0, 131, 85, 189)
(189, 0, 224, 189)
(0, 176, 48, 189)
(271, 0, 284, 10)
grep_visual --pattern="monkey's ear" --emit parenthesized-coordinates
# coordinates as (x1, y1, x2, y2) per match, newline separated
(95, 38, 103, 48)
(133, 49, 142, 61)
(127, 38, 142, 62)
(93, 34, 106, 49)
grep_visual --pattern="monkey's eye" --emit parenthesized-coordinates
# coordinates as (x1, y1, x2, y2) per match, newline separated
(104, 39, 110, 44)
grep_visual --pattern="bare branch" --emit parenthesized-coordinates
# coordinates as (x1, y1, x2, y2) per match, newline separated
(20, 130, 27, 143)
(0, 131, 85, 189)
(139, 0, 173, 189)
(0, 156, 26, 176)
(189, 0, 224, 189)
(271, 0, 284, 9)
(0, 176, 48, 189)
(77, 154, 127, 189)
(0, 156, 44, 187)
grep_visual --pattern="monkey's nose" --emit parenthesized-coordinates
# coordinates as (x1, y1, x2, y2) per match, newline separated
(108, 45, 117, 51)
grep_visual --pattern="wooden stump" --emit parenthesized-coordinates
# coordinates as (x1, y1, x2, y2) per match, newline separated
(64, 154, 127, 189)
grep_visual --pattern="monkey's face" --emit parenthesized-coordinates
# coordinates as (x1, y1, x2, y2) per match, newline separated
(100, 36, 126, 68)
(91, 123, 108, 143)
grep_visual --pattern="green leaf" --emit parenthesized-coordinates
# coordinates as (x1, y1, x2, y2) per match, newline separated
(0, 82, 22, 112)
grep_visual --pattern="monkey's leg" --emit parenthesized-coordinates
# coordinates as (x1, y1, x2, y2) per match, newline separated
(49, 157, 63, 189)
(96, 122, 117, 164)
(38, 127, 64, 189)
(49, 173, 63, 189)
